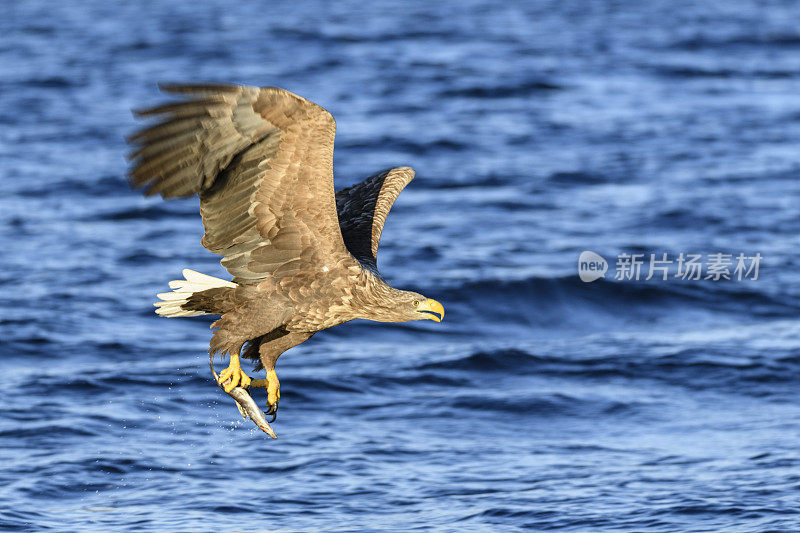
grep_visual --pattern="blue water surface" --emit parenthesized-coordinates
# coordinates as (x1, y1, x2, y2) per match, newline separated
(2, 1, 800, 531)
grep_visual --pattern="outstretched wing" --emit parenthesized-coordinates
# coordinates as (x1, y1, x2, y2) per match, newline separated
(335, 167, 415, 271)
(129, 84, 350, 283)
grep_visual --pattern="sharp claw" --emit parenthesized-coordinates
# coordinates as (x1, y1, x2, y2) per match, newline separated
(266, 401, 278, 423)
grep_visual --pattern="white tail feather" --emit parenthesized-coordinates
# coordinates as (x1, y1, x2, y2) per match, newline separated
(154, 269, 237, 318)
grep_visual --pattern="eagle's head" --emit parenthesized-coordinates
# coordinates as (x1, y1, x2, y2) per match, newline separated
(394, 291, 445, 323)
(358, 272, 444, 324)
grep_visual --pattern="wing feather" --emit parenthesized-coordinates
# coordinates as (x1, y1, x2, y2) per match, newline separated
(129, 83, 352, 283)
(335, 167, 415, 271)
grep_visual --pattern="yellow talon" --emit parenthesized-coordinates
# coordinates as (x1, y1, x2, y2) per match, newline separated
(217, 353, 251, 393)
(249, 369, 280, 419)
(266, 369, 280, 408)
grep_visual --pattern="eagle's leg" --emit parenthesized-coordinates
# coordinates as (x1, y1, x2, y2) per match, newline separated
(244, 329, 313, 422)
(250, 371, 280, 421)
(217, 351, 252, 393)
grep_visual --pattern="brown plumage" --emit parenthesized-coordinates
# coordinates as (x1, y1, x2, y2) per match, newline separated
(128, 83, 444, 428)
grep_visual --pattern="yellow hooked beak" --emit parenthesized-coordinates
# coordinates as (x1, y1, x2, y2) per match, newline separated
(417, 298, 445, 322)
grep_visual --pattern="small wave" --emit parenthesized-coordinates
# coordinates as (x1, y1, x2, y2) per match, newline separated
(93, 204, 197, 221)
(670, 34, 800, 50)
(444, 392, 643, 418)
(272, 27, 461, 45)
(0, 509, 49, 531)
(13, 175, 128, 200)
(17, 76, 80, 89)
(0, 423, 98, 440)
(478, 508, 555, 520)
(649, 65, 797, 79)
(419, 349, 537, 372)
(439, 80, 563, 99)
(341, 136, 468, 155)
(545, 171, 621, 186)
(283, 377, 364, 395)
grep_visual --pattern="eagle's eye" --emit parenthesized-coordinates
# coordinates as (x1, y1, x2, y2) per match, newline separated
(412, 299, 420, 307)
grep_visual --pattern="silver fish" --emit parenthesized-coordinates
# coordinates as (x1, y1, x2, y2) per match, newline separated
(210, 359, 277, 438)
